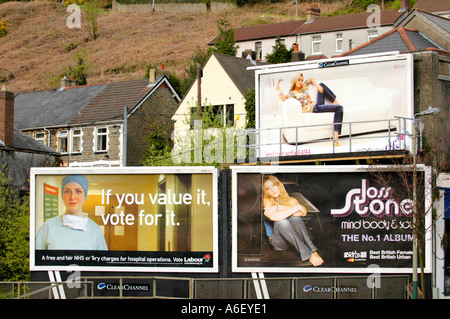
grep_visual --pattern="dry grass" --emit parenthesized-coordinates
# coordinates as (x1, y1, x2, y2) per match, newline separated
(0, 1, 348, 92)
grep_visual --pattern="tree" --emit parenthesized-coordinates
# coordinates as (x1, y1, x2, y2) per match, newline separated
(141, 124, 174, 166)
(0, 167, 30, 281)
(244, 88, 255, 129)
(265, 37, 293, 64)
(143, 102, 236, 167)
(62, 50, 91, 86)
(180, 46, 212, 97)
(369, 122, 447, 299)
(212, 17, 238, 56)
(82, 0, 100, 40)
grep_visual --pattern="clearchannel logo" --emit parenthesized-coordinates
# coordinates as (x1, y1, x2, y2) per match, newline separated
(97, 282, 150, 291)
(303, 285, 313, 293)
(303, 284, 357, 294)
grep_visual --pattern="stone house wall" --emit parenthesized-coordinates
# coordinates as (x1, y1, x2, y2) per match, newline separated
(126, 82, 179, 166)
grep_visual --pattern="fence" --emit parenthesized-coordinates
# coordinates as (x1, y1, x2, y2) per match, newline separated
(1, 275, 410, 299)
(235, 117, 421, 162)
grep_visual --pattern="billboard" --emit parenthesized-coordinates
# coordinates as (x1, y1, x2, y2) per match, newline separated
(231, 165, 432, 273)
(30, 167, 218, 273)
(254, 52, 414, 158)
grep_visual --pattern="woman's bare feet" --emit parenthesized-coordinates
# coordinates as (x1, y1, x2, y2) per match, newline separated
(309, 251, 324, 267)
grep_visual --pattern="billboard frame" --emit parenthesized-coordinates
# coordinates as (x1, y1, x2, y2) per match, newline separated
(251, 51, 415, 159)
(231, 165, 432, 274)
(30, 166, 219, 273)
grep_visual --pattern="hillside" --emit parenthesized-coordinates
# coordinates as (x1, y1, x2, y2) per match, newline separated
(0, 1, 349, 93)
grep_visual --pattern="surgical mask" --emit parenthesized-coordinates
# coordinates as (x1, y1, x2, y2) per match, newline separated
(62, 213, 88, 231)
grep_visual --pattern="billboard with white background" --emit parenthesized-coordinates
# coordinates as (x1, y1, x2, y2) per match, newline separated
(253, 52, 414, 158)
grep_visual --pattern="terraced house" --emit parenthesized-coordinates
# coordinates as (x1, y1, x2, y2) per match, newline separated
(14, 71, 180, 167)
(211, 1, 412, 61)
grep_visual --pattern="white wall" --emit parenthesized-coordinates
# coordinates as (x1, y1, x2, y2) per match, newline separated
(236, 26, 394, 60)
(172, 54, 247, 132)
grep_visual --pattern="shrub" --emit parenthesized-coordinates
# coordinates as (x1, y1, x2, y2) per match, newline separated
(0, 19, 7, 38)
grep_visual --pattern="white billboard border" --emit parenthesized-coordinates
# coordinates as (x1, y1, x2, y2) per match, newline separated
(230, 164, 432, 274)
(252, 51, 415, 158)
(29, 166, 219, 273)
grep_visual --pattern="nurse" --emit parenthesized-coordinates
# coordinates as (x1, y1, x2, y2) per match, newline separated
(35, 175, 108, 250)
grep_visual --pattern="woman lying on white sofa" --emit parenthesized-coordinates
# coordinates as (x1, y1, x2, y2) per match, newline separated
(276, 73, 344, 146)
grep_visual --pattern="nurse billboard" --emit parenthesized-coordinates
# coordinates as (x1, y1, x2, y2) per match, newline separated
(30, 167, 218, 273)
(231, 165, 432, 273)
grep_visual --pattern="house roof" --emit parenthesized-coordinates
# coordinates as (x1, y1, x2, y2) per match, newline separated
(15, 76, 180, 129)
(211, 52, 264, 96)
(69, 78, 150, 125)
(231, 20, 305, 42)
(1, 128, 59, 154)
(10, 128, 59, 154)
(414, 0, 450, 15)
(209, 10, 405, 44)
(396, 8, 450, 36)
(70, 76, 180, 125)
(339, 26, 445, 56)
(14, 84, 107, 130)
(299, 10, 406, 35)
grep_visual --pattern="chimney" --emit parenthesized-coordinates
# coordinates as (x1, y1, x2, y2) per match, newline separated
(60, 75, 76, 89)
(0, 85, 14, 147)
(149, 64, 169, 84)
(291, 43, 305, 62)
(399, 0, 410, 11)
(149, 69, 157, 83)
(306, 3, 320, 22)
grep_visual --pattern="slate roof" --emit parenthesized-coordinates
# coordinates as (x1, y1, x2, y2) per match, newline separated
(10, 128, 60, 154)
(14, 75, 180, 129)
(211, 52, 264, 96)
(339, 27, 444, 56)
(14, 84, 107, 130)
(0, 128, 59, 154)
(208, 10, 405, 44)
(396, 9, 450, 36)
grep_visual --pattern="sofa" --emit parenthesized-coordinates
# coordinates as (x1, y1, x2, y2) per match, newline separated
(260, 77, 403, 145)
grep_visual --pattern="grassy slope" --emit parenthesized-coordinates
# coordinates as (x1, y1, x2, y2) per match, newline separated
(0, 1, 348, 92)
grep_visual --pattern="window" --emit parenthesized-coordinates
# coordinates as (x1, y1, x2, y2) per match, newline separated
(255, 42, 262, 60)
(190, 106, 203, 129)
(368, 29, 378, 41)
(225, 104, 234, 126)
(35, 132, 45, 145)
(189, 104, 235, 128)
(71, 128, 82, 153)
(312, 36, 321, 54)
(95, 127, 107, 152)
(336, 33, 343, 52)
(59, 130, 68, 154)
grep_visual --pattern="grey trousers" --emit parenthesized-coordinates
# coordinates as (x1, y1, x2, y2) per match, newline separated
(271, 216, 318, 261)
